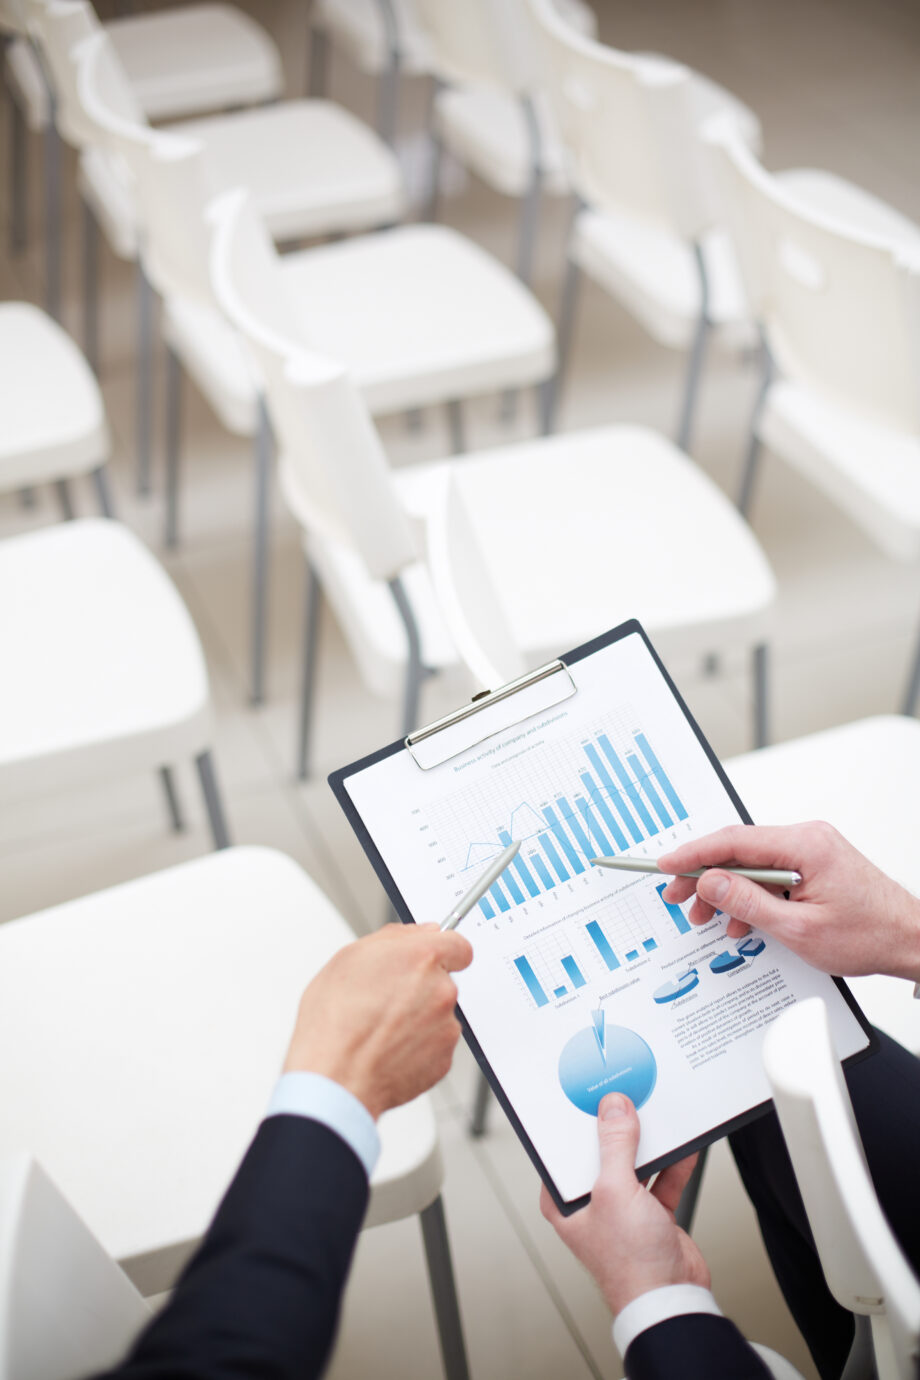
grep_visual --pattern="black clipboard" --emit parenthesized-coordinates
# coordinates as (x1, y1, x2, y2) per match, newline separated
(330, 619, 877, 1215)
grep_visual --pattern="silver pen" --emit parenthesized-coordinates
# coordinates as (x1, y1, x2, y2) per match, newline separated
(589, 854, 802, 889)
(440, 841, 522, 931)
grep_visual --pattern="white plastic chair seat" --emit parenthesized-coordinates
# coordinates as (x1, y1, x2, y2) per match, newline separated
(725, 715, 920, 1055)
(758, 380, 920, 563)
(449, 424, 775, 660)
(166, 223, 555, 425)
(0, 520, 211, 807)
(5, 4, 282, 131)
(0, 847, 443, 1294)
(570, 210, 752, 350)
(433, 87, 570, 198)
(0, 302, 109, 489)
(77, 100, 405, 270)
(314, 0, 433, 75)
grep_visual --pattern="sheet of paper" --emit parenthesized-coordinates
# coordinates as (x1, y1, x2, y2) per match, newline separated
(342, 630, 869, 1204)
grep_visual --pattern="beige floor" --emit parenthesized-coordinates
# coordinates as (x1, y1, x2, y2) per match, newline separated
(2, 1, 920, 1376)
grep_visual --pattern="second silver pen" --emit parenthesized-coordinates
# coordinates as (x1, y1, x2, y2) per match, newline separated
(589, 855, 803, 889)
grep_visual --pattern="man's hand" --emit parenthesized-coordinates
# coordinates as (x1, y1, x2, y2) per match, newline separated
(284, 923, 473, 1119)
(659, 821, 920, 981)
(540, 1094, 709, 1316)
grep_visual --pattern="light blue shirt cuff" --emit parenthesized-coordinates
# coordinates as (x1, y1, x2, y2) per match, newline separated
(266, 1072, 381, 1180)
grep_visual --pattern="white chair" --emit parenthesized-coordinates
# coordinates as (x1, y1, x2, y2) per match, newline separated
(117, 123, 554, 710)
(529, 0, 762, 447)
(764, 998, 920, 1380)
(413, 0, 596, 287)
(39, 8, 405, 496)
(0, 518, 231, 851)
(0, 1154, 151, 1380)
(0, 847, 471, 1380)
(705, 118, 920, 716)
(725, 715, 920, 1056)
(3, 0, 283, 286)
(0, 300, 113, 518)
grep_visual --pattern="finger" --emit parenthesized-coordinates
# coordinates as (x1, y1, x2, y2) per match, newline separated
(661, 877, 699, 905)
(688, 896, 716, 925)
(540, 1183, 563, 1229)
(650, 1154, 698, 1215)
(659, 824, 807, 876)
(725, 917, 751, 939)
(434, 931, 475, 971)
(696, 870, 791, 932)
(595, 1094, 641, 1192)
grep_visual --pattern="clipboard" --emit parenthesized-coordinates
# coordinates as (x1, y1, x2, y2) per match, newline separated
(330, 619, 876, 1215)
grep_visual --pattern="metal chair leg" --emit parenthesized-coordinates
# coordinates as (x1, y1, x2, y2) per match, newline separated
(674, 1143, 709, 1234)
(92, 466, 115, 518)
(43, 105, 62, 322)
(419, 1196, 471, 1380)
(675, 242, 711, 455)
(389, 575, 429, 737)
(737, 336, 773, 518)
(164, 345, 183, 548)
(376, 0, 400, 145)
(82, 197, 100, 374)
(470, 1069, 492, 1138)
(136, 263, 155, 496)
(838, 1313, 875, 1380)
(296, 557, 322, 781)
(307, 22, 328, 97)
(55, 479, 75, 521)
(540, 254, 581, 436)
(424, 79, 445, 223)
(158, 765, 185, 833)
(195, 750, 231, 851)
(250, 399, 273, 707)
(901, 612, 920, 717)
(9, 80, 27, 256)
(446, 400, 465, 456)
(753, 642, 770, 750)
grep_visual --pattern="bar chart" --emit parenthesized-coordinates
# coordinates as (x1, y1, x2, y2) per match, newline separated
(463, 726, 688, 920)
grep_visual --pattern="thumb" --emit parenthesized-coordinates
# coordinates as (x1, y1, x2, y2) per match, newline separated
(696, 870, 788, 931)
(595, 1093, 640, 1186)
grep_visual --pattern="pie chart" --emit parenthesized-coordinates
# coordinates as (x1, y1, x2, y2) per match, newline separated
(710, 949, 746, 974)
(653, 968, 699, 1004)
(737, 936, 765, 958)
(558, 1016, 657, 1116)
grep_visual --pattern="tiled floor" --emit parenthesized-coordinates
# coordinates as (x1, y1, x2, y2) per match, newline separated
(2, 1, 920, 1376)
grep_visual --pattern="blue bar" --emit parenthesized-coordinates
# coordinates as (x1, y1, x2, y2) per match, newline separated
(586, 920, 620, 971)
(543, 805, 586, 874)
(597, 735, 658, 835)
(514, 955, 549, 1007)
(625, 949, 640, 961)
(489, 882, 510, 914)
(561, 955, 587, 989)
(580, 772, 629, 850)
(635, 732, 688, 820)
(555, 796, 594, 863)
(531, 853, 555, 890)
(479, 897, 495, 919)
(583, 742, 643, 844)
(502, 869, 525, 905)
(626, 753, 673, 829)
(575, 796, 613, 855)
(500, 830, 540, 898)
(553, 985, 568, 998)
(656, 882, 691, 935)
(539, 834, 570, 882)
(642, 937, 658, 952)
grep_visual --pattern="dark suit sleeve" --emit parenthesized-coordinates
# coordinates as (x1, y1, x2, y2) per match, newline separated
(97, 1114, 369, 1380)
(624, 1314, 774, 1380)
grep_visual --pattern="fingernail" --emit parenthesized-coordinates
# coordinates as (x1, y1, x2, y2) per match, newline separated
(601, 1094, 629, 1120)
(701, 873, 729, 903)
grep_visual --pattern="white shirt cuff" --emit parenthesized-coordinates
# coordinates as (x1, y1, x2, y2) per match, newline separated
(612, 1284, 723, 1358)
(266, 1071, 381, 1180)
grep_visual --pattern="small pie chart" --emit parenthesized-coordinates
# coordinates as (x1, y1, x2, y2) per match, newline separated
(653, 968, 699, 1004)
(737, 935, 766, 958)
(710, 949, 746, 975)
(558, 1017, 657, 1116)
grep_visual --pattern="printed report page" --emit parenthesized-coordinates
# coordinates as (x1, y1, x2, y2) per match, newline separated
(342, 631, 869, 1205)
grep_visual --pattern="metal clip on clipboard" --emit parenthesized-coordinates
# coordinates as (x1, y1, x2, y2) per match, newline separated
(405, 659, 578, 769)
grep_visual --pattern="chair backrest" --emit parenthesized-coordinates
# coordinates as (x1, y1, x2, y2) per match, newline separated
(529, 0, 750, 241)
(763, 999, 920, 1380)
(424, 469, 525, 690)
(75, 31, 214, 306)
(412, 0, 541, 94)
(0, 1153, 150, 1380)
(35, 0, 143, 148)
(707, 116, 920, 434)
